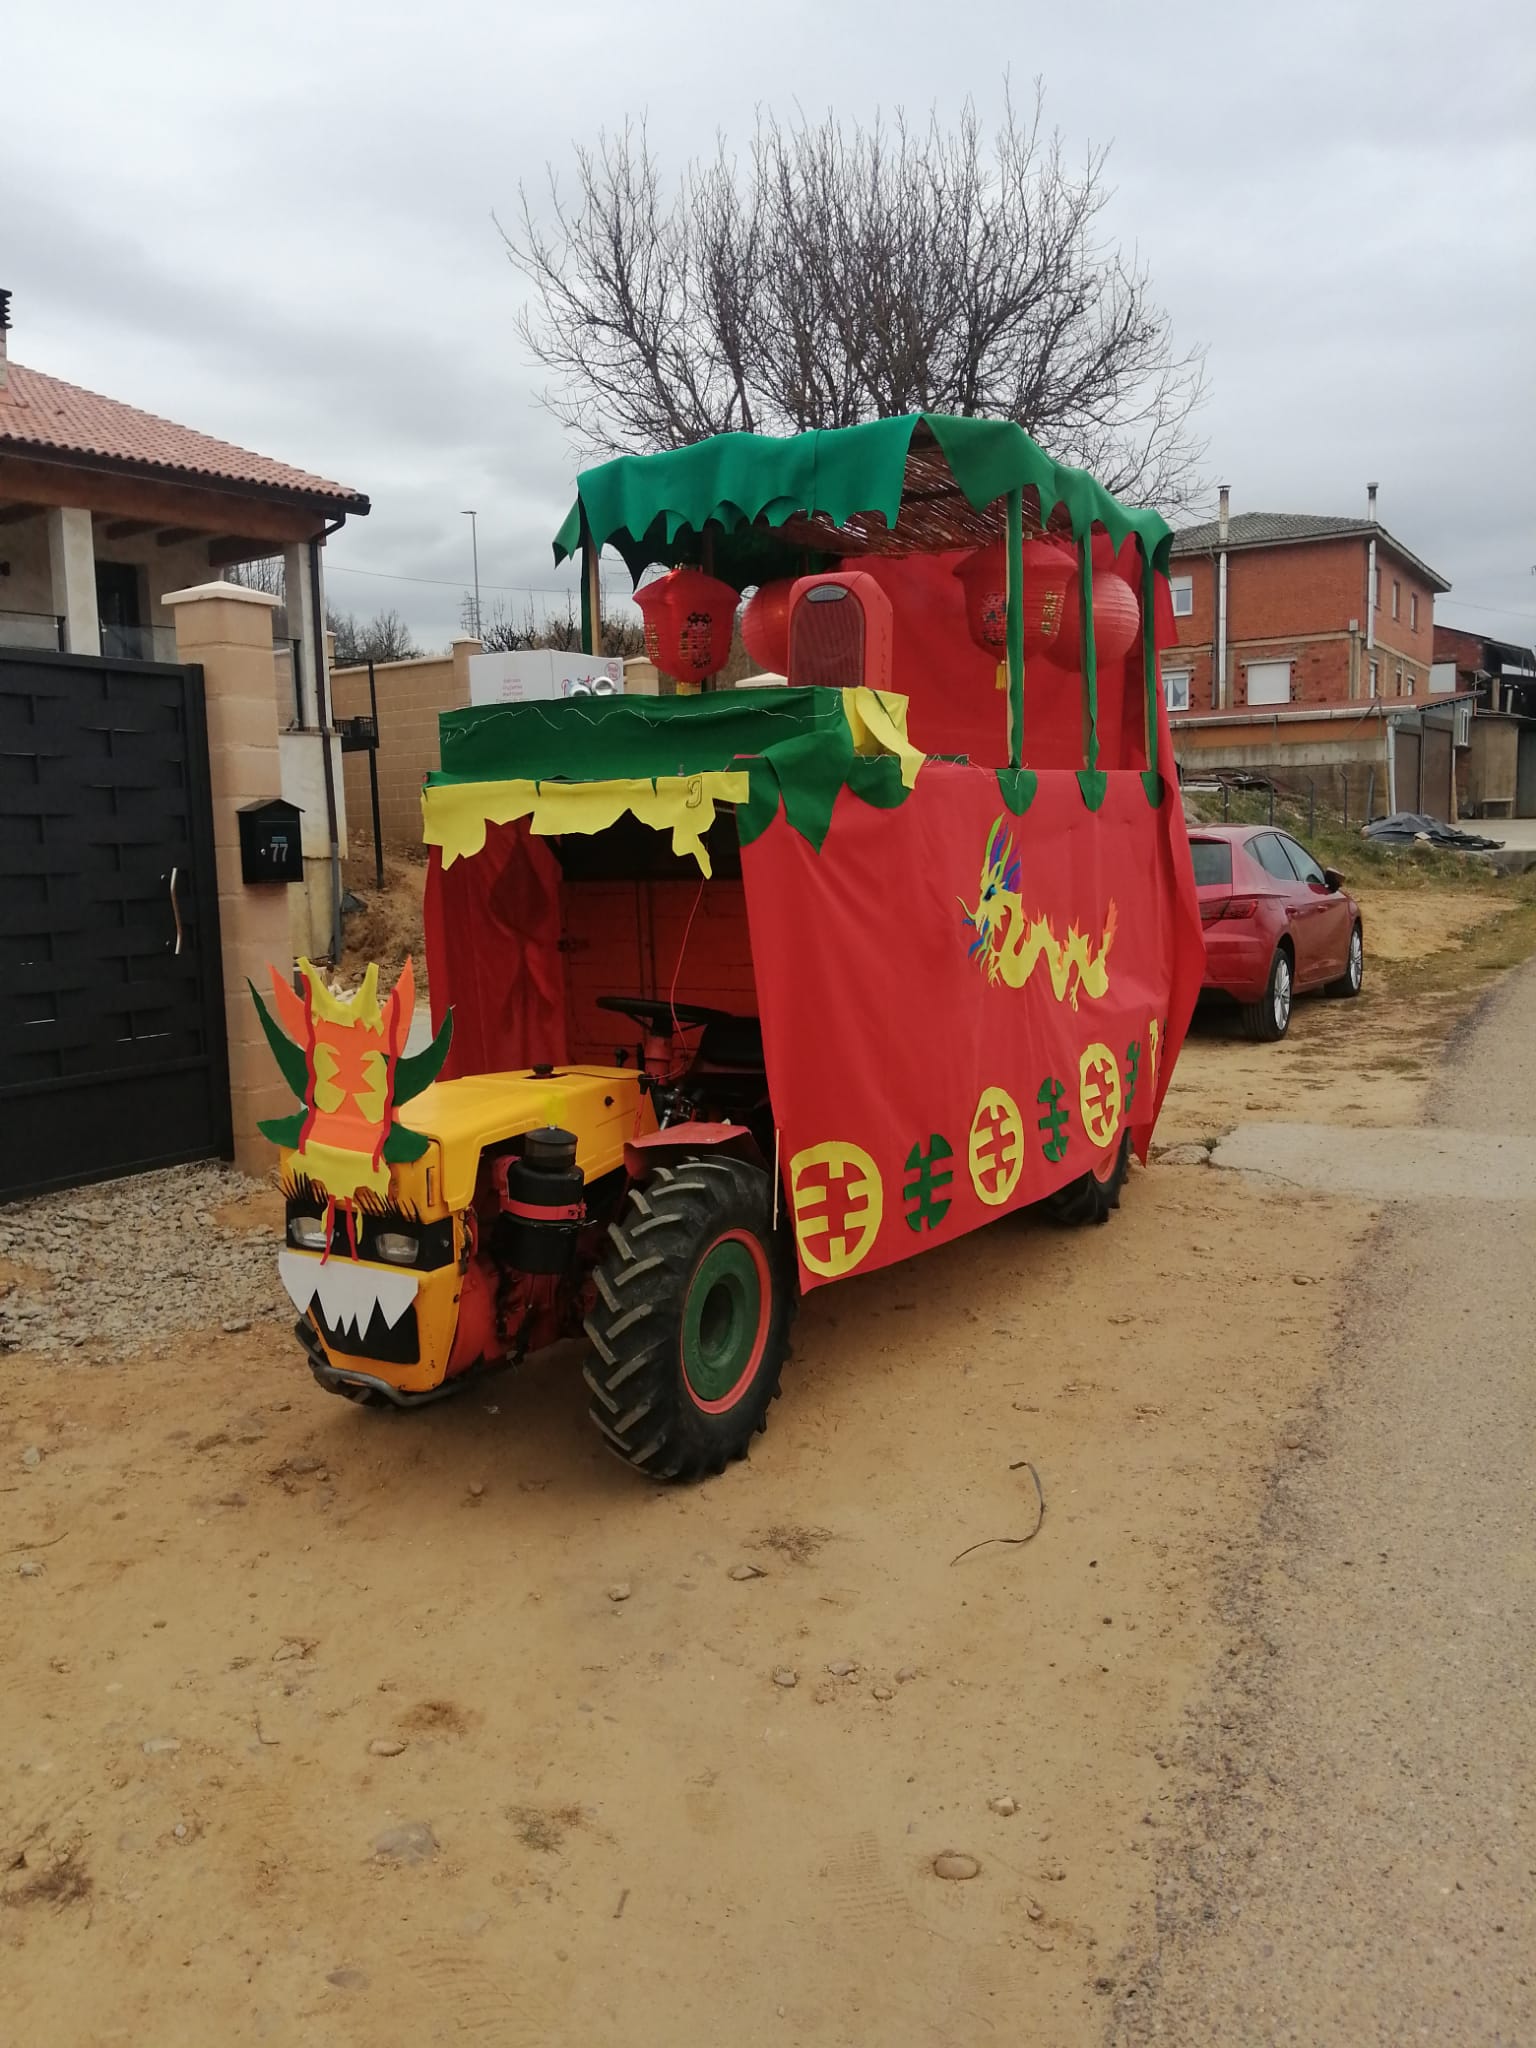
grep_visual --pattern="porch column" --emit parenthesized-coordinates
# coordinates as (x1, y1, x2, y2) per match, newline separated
(279, 540, 344, 960)
(163, 580, 293, 1177)
(47, 506, 99, 654)
(282, 538, 323, 728)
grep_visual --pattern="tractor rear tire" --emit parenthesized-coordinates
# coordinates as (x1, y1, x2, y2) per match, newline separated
(1040, 1131, 1131, 1227)
(583, 1157, 796, 1482)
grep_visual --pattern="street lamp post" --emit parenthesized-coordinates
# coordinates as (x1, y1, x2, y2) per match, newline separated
(461, 509, 481, 640)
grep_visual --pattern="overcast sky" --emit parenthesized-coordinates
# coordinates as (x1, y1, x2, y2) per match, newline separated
(6, 0, 1533, 651)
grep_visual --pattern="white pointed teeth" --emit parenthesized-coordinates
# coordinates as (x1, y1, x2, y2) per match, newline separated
(278, 1249, 419, 1336)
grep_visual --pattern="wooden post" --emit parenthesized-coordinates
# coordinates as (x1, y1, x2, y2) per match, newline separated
(1078, 532, 1099, 773)
(580, 519, 602, 657)
(1140, 545, 1159, 770)
(1005, 488, 1024, 768)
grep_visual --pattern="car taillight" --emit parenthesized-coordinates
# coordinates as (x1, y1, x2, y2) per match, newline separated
(1201, 896, 1258, 924)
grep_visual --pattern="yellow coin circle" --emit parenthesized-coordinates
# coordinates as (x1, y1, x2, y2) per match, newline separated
(968, 1086, 1025, 1208)
(1078, 1042, 1123, 1149)
(789, 1141, 885, 1277)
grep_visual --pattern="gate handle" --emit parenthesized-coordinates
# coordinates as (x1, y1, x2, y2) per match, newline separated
(168, 867, 184, 956)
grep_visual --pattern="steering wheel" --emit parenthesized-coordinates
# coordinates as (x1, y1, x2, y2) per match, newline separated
(595, 995, 733, 1034)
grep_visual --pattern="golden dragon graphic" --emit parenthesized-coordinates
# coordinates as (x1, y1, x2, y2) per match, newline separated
(962, 816, 1117, 1008)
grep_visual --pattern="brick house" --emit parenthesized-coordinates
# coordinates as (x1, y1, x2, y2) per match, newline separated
(1432, 624, 1536, 818)
(1431, 624, 1536, 716)
(1162, 490, 1449, 717)
(1161, 488, 1464, 819)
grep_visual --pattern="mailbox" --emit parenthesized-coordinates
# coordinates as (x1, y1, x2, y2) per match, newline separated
(237, 797, 304, 885)
(336, 714, 378, 753)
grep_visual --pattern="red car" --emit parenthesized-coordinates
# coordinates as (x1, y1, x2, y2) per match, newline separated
(1188, 825, 1363, 1040)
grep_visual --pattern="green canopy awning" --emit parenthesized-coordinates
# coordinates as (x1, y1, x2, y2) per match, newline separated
(552, 414, 1172, 581)
(434, 685, 856, 786)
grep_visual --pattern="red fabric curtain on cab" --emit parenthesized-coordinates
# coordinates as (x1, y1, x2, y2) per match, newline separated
(424, 820, 567, 1077)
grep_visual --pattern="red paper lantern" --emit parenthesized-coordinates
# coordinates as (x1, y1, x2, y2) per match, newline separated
(1089, 569, 1141, 665)
(1024, 544, 1079, 661)
(633, 567, 739, 682)
(954, 540, 1079, 660)
(741, 579, 794, 674)
(953, 542, 1010, 652)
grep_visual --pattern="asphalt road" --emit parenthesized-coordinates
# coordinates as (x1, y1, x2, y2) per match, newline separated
(1120, 958, 1536, 2045)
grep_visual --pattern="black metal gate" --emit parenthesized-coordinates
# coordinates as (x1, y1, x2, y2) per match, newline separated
(0, 649, 231, 1201)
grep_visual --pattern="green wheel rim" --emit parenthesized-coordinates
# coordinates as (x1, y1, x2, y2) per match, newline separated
(682, 1232, 770, 1411)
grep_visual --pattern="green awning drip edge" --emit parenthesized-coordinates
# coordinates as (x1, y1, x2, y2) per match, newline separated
(553, 414, 1173, 583)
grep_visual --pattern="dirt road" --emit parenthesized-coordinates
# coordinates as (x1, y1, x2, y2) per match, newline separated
(1, 877, 1529, 2046)
(1119, 958, 1536, 2044)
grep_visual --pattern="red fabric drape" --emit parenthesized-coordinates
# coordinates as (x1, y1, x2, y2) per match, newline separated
(425, 820, 567, 1077)
(740, 759, 1204, 1292)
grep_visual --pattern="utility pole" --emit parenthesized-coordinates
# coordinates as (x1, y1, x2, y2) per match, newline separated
(461, 509, 481, 639)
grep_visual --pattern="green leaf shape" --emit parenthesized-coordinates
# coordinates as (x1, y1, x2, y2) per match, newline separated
(382, 1123, 432, 1164)
(995, 767, 1038, 816)
(394, 1012, 453, 1105)
(257, 1110, 307, 1147)
(249, 982, 308, 1102)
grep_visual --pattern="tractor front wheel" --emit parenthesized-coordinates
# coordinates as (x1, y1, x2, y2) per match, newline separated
(583, 1157, 795, 1482)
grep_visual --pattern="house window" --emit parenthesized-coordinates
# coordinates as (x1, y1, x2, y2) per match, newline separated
(1369, 659, 1379, 698)
(1246, 660, 1292, 706)
(1171, 576, 1194, 618)
(1373, 566, 1381, 608)
(1391, 578, 1401, 620)
(1410, 592, 1419, 630)
(1396, 665, 1404, 695)
(1403, 670, 1415, 697)
(1163, 668, 1191, 712)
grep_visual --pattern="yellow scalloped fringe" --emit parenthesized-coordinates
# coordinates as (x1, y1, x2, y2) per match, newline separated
(423, 771, 752, 874)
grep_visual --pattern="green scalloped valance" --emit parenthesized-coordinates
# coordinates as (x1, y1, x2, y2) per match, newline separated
(552, 414, 1172, 580)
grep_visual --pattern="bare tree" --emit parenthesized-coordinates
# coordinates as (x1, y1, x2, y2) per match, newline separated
(502, 87, 1206, 512)
(224, 555, 285, 597)
(468, 592, 645, 659)
(326, 607, 421, 666)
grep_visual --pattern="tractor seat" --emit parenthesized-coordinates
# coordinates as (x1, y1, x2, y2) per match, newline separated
(684, 1012, 767, 1119)
(693, 1013, 764, 1070)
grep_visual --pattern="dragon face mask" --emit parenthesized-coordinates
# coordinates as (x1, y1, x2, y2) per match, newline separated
(250, 957, 451, 1210)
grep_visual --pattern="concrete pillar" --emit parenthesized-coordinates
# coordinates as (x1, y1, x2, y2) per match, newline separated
(278, 727, 346, 960)
(450, 635, 483, 704)
(47, 506, 99, 654)
(163, 580, 295, 1179)
(282, 539, 323, 728)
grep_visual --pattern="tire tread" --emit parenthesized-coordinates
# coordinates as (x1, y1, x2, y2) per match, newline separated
(583, 1155, 796, 1482)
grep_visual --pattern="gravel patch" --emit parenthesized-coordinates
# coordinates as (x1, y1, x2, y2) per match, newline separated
(0, 1161, 284, 1358)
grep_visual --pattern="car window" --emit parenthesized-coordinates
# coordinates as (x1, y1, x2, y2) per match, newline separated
(1189, 839, 1233, 886)
(1248, 833, 1299, 882)
(1280, 836, 1328, 887)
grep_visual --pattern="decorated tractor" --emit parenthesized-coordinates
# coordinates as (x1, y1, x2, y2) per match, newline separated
(256, 415, 1205, 1480)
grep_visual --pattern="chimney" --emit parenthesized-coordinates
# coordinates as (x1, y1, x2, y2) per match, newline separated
(1217, 484, 1230, 545)
(0, 288, 10, 392)
(1366, 480, 1378, 522)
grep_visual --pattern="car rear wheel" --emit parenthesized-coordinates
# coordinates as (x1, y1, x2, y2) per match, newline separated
(1326, 922, 1364, 999)
(1243, 946, 1293, 1042)
(583, 1156, 796, 1482)
(1041, 1131, 1131, 1227)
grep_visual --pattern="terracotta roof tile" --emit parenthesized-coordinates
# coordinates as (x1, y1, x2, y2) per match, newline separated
(0, 361, 368, 511)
